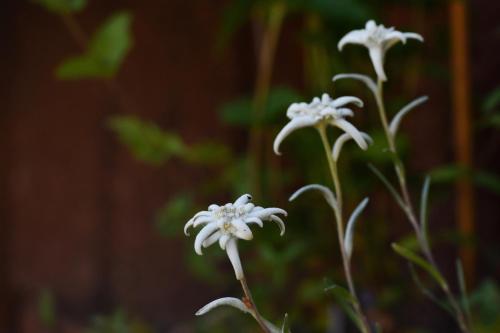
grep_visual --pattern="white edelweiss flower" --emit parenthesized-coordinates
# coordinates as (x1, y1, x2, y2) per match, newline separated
(184, 194, 287, 280)
(273, 93, 367, 155)
(338, 20, 423, 81)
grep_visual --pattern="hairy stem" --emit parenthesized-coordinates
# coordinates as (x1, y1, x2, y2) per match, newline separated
(318, 125, 371, 333)
(240, 277, 272, 333)
(374, 78, 472, 333)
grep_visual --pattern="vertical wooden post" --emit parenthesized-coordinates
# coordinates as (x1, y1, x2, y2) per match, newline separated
(449, 0, 475, 283)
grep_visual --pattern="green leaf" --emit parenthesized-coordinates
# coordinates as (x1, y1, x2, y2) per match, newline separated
(216, 0, 253, 51)
(218, 87, 302, 126)
(324, 284, 363, 331)
(456, 260, 473, 326)
(156, 193, 194, 236)
(34, 0, 86, 13)
(38, 289, 56, 329)
(367, 163, 406, 211)
(483, 87, 500, 112)
(57, 12, 133, 79)
(392, 243, 446, 288)
(183, 142, 232, 165)
(408, 264, 454, 316)
(420, 176, 431, 245)
(108, 116, 186, 165)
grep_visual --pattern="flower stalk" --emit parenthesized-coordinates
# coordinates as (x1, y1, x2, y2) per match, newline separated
(374, 78, 472, 333)
(318, 125, 371, 333)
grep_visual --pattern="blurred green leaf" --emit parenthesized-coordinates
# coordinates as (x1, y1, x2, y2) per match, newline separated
(480, 114, 500, 129)
(38, 289, 56, 329)
(469, 280, 500, 326)
(392, 243, 446, 288)
(57, 12, 133, 79)
(34, 0, 86, 13)
(156, 193, 194, 236)
(483, 87, 500, 112)
(430, 165, 500, 194)
(109, 116, 185, 165)
(216, 0, 253, 51)
(184, 142, 232, 165)
(324, 283, 363, 331)
(219, 86, 302, 126)
(287, 0, 370, 23)
(420, 176, 431, 245)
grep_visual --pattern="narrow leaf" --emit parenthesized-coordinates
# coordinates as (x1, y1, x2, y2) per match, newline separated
(332, 132, 373, 161)
(367, 164, 406, 211)
(392, 243, 446, 288)
(389, 96, 428, 137)
(289, 184, 337, 212)
(281, 313, 290, 333)
(195, 297, 251, 316)
(333, 73, 377, 95)
(420, 176, 431, 245)
(344, 198, 369, 259)
(408, 264, 454, 316)
(456, 259, 473, 325)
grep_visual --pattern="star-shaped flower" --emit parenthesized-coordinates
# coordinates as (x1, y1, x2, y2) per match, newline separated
(184, 194, 287, 280)
(273, 93, 367, 155)
(338, 20, 423, 81)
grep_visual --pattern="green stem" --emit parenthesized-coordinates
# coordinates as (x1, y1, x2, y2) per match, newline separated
(318, 125, 371, 333)
(374, 78, 472, 333)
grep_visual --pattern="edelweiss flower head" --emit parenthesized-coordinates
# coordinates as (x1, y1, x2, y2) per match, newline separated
(273, 93, 367, 155)
(184, 194, 287, 280)
(338, 20, 423, 81)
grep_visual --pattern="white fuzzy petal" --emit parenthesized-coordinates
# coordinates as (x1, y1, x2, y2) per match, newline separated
(368, 46, 387, 81)
(195, 297, 251, 316)
(226, 238, 244, 280)
(332, 132, 373, 161)
(193, 216, 214, 228)
(270, 215, 286, 236)
(333, 73, 377, 95)
(219, 234, 230, 250)
(208, 204, 219, 211)
(194, 223, 219, 255)
(333, 118, 368, 150)
(184, 218, 194, 236)
(202, 231, 221, 248)
(338, 30, 368, 51)
(404, 32, 424, 42)
(344, 198, 369, 260)
(249, 208, 287, 219)
(245, 217, 263, 228)
(332, 96, 364, 108)
(389, 96, 428, 138)
(232, 219, 253, 240)
(273, 117, 318, 155)
(233, 194, 253, 206)
(289, 184, 337, 211)
(335, 108, 354, 118)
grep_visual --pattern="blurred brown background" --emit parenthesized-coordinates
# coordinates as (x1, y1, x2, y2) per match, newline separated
(1, 0, 499, 332)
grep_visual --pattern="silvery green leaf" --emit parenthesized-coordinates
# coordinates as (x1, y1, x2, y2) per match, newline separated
(392, 243, 446, 288)
(289, 184, 337, 212)
(195, 297, 251, 316)
(419, 176, 431, 244)
(456, 260, 473, 325)
(367, 164, 406, 211)
(344, 198, 369, 259)
(333, 73, 377, 95)
(281, 313, 290, 333)
(332, 132, 373, 161)
(389, 96, 428, 138)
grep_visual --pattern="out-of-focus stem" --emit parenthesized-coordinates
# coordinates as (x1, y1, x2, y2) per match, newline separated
(240, 277, 272, 333)
(374, 78, 472, 333)
(318, 125, 371, 333)
(248, 2, 286, 200)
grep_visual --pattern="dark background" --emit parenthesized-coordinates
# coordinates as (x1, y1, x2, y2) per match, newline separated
(1, 0, 499, 332)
